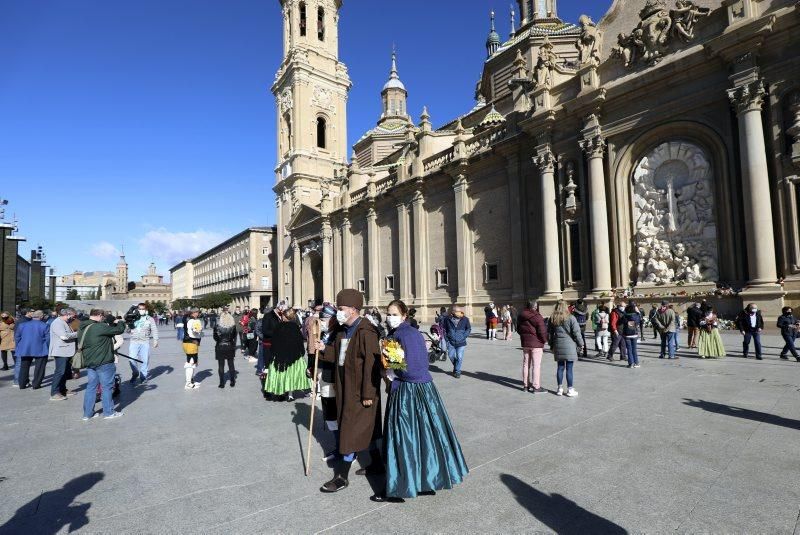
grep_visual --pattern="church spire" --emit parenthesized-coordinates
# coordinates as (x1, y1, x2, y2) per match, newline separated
(486, 11, 501, 57)
(381, 48, 408, 120)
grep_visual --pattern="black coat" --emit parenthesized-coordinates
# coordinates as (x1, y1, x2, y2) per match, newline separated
(271, 321, 305, 371)
(735, 310, 764, 333)
(213, 325, 237, 360)
(686, 306, 703, 328)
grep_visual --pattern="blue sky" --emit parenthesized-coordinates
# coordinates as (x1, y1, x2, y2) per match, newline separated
(0, 0, 607, 281)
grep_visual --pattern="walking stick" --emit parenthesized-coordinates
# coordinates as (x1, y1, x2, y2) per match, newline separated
(305, 318, 321, 476)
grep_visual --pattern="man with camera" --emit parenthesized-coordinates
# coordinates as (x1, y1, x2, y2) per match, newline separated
(126, 303, 159, 385)
(777, 306, 800, 361)
(79, 309, 127, 420)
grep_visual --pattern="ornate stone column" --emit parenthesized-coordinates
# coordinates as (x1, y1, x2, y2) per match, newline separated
(396, 201, 411, 302)
(341, 212, 353, 289)
(275, 195, 285, 300)
(411, 185, 428, 309)
(453, 173, 473, 309)
(534, 145, 562, 297)
(728, 79, 778, 285)
(505, 154, 525, 302)
(321, 216, 333, 302)
(291, 238, 301, 306)
(366, 205, 380, 305)
(580, 131, 612, 294)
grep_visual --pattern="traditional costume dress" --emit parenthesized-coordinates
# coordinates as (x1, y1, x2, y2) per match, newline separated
(264, 319, 310, 398)
(697, 312, 726, 358)
(382, 321, 468, 499)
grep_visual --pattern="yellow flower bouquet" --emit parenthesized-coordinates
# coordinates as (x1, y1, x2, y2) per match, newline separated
(381, 339, 407, 371)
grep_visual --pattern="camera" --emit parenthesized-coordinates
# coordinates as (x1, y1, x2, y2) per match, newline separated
(124, 305, 139, 328)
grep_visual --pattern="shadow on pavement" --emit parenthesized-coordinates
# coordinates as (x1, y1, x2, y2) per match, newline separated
(682, 399, 800, 430)
(193, 369, 214, 384)
(500, 474, 627, 534)
(291, 401, 332, 472)
(429, 364, 522, 391)
(0, 471, 105, 535)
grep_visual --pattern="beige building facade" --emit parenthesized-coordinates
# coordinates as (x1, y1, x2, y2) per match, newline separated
(275, 0, 800, 320)
(188, 227, 277, 310)
(102, 257, 172, 303)
(169, 260, 194, 301)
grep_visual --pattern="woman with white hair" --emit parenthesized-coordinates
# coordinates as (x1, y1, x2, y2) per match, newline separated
(214, 310, 238, 388)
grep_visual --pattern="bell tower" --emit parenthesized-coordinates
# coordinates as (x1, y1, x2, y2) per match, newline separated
(273, 0, 351, 304)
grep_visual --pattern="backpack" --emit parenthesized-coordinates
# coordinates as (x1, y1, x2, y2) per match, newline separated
(574, 310, 587, 326)
(599, 313, 609, 331)
(622, 313, 639, 337)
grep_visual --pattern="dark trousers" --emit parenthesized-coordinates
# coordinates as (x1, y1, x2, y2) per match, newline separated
(51, 356, 71, 396)
(0, 350, 12, 368)
(742, 331, 762, 358)
(218, 357, 236, 384)
(19, 357, 47, 389)
(781, 333, 799, 358)
(608, 333, 627, 360)
(579, 328, 587, 358)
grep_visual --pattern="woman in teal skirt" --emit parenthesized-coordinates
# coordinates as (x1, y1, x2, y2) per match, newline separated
(264, 308, 310, 401)
(698, 307, 726, 359)
(371, 300, 468, 502)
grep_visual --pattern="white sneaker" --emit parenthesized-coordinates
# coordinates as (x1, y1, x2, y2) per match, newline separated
(185, 382, 198, 390)
(556, 386, 563, 396)
(633, 364, 641, 369)
(104, 411, 124, 420)
(566, 388, 579, 397)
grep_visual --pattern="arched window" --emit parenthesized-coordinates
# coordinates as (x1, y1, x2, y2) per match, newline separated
(317, 7, 325, 41)
(299, 2, 307, 36)
(316, 117, 327, 149)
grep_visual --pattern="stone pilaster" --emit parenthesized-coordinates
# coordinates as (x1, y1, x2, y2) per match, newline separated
(534, 145, 562, 297)
(453, 173, 473, 311)
(366, 205, 380, 306)
(411, 186, 428, 310)
(291, 238, 301, 307)
(728, 79, 778, 285)
(275, 196, 285, 301)
(396, 201, 411, 302)
(341, 213, 353, 290)
(579, 127, 612, 294)
(321, 217, 333, 302)
(506, 155, 525, 303)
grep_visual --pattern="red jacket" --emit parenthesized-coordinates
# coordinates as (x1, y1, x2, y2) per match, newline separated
(610, 308, 624, 334)
(517, 308, 547, 349)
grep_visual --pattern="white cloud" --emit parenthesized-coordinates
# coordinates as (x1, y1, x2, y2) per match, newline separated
(138, 228, 226, 267)
(89, 241, 121, 259)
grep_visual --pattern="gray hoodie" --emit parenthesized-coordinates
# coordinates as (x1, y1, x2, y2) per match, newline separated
(129, 315, 159, 343)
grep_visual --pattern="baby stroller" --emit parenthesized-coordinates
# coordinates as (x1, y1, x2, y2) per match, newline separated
(423, 330, 448, 364)
(95, 374, 122, 403)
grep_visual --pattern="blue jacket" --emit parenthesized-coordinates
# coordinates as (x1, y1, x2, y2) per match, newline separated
(14, 319, 50, 357)
(389, 321, 433, 386)
(443, 316, 471, 348)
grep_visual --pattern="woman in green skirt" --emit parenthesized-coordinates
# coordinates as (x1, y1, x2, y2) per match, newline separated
(264, 308, 310, 401)
(697, 307, 726, 359)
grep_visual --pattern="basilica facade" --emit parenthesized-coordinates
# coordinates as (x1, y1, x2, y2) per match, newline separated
(273, 0, 800, 319)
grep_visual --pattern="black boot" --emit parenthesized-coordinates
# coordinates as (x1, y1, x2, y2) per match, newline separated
(320, 460, 352, 493)
(356, 449, 386, 476)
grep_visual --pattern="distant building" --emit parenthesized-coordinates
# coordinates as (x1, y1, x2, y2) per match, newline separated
(101, 256, 172, 303)
(169, 260, 194, 302)
(15, 255, 30, 304)
(170, 227, 277, 310)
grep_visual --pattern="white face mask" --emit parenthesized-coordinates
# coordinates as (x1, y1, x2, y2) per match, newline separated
(138, 309, 147, 315)
(320, 321, 329, 333)
(336, 310, 350, 325)
(386, 316, 403, 329)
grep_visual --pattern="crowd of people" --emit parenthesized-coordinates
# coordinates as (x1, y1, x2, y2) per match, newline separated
(1, 294, 798, 501)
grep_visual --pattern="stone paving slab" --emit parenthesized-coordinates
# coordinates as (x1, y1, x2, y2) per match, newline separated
(0, 327, 798, 534)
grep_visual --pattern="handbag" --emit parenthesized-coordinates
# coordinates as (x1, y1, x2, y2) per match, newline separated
(72, 323, 94, 370)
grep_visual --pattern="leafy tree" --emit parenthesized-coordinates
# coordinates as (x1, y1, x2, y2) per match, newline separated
(171, 298, 196, 312)
(65, 289, 80, 300)
(147, 300, 168, 314)
(197, 292, 233, 310)
(27, 297, 55, 311)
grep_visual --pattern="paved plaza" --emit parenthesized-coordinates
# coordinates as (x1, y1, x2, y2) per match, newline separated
(0, 326, 799, 534)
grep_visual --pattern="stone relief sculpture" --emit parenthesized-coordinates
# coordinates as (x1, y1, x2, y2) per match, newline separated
(631, 141, 719, 285)
(534, 37, 558, 88)
(576, 15, 601, 65)
(611, 0, 710, 68)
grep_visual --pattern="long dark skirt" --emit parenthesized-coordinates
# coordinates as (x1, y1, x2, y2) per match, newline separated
(384, 381, 468, 499)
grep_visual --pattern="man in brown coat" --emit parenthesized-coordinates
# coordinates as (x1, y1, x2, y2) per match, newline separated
(317, 289, 383, 493)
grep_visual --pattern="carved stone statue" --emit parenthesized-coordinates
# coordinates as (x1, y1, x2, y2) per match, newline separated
(631, 141, 719, 285)
(612, 0, 709, 68)
(534, 37, 558, 88)
(671, 0, 710, 41)
(576, 15, 601, 66)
